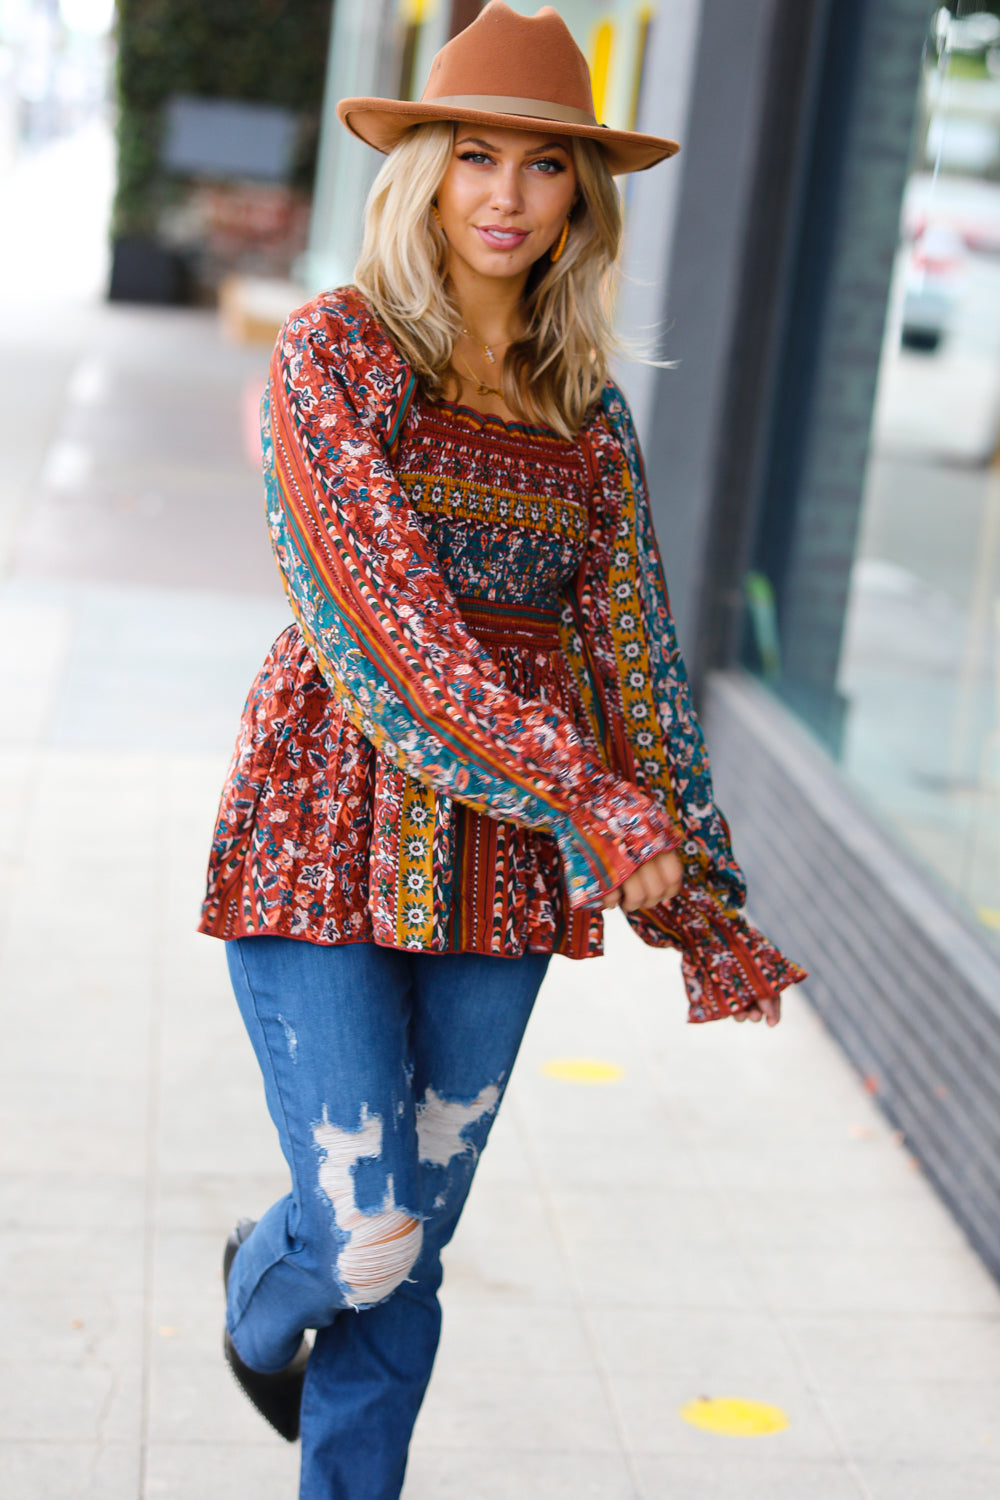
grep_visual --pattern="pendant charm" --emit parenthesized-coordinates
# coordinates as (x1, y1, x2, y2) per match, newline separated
(462, 326, 496, 362)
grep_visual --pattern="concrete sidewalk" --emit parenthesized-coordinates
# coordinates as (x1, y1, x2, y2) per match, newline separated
(2, 126, 1000, 1500)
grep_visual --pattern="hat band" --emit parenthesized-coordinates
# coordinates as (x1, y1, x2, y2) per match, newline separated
(428, 94, 598, 128)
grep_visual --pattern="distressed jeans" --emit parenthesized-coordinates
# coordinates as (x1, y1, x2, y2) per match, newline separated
(224, 936, 550, 1500)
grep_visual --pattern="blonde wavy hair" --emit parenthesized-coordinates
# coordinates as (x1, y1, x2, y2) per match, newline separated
(353, 121, 624, 439)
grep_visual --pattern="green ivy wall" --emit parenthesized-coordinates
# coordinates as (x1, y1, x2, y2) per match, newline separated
(113, 0, 332, 239)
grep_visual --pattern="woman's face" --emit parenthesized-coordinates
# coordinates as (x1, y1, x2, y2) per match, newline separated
(434, 124, 579, 284)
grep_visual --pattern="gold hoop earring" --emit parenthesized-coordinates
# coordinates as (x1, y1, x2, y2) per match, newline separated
(549, 217, 570, 263)
(431, 203, 443, 228)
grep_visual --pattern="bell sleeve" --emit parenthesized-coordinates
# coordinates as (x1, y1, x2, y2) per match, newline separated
(262, 295, 681, 912)
(593, 384, 808, 1020)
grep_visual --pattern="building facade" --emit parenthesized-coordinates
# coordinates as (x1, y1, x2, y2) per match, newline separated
(623, 0, 1000, 1280)
(306, 0, 1000, 1279)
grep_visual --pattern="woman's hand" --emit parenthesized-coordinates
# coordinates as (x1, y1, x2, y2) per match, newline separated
(601, 854, 783, 1026)
(733, 996, 782, 1026)
(601, 849, 683, 913)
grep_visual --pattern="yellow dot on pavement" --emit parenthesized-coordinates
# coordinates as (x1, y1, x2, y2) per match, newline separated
(541, 1058, 623, 1084)
(680, 1396, 789, 1436)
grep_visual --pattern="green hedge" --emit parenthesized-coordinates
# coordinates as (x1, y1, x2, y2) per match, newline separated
(113, 0, 332, 238)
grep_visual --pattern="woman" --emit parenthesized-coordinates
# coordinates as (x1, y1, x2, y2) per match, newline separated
(199, 5, 805, 1496)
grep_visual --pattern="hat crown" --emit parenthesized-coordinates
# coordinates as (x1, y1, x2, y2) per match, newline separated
(422, 2, 596, 122)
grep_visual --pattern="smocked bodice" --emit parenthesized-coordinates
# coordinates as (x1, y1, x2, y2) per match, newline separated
(395, 396, 592, 611)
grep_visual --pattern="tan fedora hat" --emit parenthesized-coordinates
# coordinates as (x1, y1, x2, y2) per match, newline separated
(336, 1, 679, 176)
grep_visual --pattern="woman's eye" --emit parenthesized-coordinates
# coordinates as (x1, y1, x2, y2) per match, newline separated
(530, 158, 566, 174)
(459, 151, 493, 165)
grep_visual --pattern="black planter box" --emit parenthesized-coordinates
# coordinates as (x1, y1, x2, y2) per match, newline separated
(108, 237, 188, 304)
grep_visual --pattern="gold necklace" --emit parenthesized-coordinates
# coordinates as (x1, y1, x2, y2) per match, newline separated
(461, 325, 507, 365)
(456, 350, 503, 399)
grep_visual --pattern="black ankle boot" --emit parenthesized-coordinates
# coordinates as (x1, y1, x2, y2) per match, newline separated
(222, 1218, 310, 1442)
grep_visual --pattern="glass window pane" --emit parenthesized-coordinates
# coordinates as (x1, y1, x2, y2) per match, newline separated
(837, 2, 1000, 943)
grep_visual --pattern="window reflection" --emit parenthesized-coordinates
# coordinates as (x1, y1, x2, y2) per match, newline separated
(839, 3, 1000, 939)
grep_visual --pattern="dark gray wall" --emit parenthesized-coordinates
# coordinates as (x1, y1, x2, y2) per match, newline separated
(614, 0, 703, 442)
(618, 0, 930, 703)
(754, 0, 931, 749)
(616, 0, 780, 665)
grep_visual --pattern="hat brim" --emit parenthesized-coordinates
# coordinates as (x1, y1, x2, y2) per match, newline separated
(336, 97, 679, 176)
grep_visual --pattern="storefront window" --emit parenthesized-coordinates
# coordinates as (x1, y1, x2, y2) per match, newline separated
(816, 5, 1000, 941)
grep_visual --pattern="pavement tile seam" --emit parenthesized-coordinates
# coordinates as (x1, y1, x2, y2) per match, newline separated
(503, 1089, 653, 1496)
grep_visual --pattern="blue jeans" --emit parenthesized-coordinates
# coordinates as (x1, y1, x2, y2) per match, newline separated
(225, 937, 550, 1500)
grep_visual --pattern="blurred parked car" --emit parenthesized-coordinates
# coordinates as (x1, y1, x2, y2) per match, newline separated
(901, 224, 966, 351)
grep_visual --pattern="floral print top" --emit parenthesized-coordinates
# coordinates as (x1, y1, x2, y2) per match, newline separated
(198, 288, 806, 1021)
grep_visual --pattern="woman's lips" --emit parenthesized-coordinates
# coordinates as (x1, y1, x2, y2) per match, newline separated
(476, 226, 529, 250)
